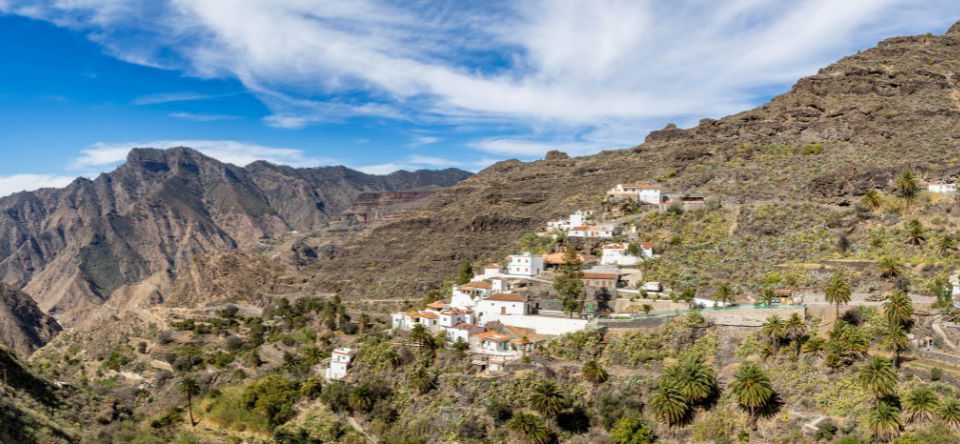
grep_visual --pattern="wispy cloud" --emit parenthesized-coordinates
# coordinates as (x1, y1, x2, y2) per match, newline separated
(409, 136, 441, 146)
(0, 174, 77, 197)
(132, 92, 220, 105)
(168, 112, 241, 122)
(355, 154, 482, 174)
(72, 140, 335, 169)
(6, 0, 960, 156)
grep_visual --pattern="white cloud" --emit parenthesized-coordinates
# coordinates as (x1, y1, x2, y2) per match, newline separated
(355, 154, 475, 174)
(0, 174, 77, 197)
(132, 92, 219, 105)
(409, 136, 441, 146)
(168, 111, 240, 121)
(6, 0, 960, 154)
(72, 140, 335, 169)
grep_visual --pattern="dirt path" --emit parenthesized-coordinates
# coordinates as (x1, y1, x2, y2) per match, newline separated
(347, 416, 374, 443)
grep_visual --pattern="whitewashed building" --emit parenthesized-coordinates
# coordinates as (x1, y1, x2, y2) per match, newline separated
(607, 182, 664, 204)
(507, 252, 544, 277)
(600, 243, 640, 266)
(476, 293, 530, 324)
(325, 347, 357, 381)
(546, 210, 592, 232)
(567, 224, 619, 239)
(452, 281, 493, 309)
(929, 183, 958, 194)
(446, 323, 484, 343)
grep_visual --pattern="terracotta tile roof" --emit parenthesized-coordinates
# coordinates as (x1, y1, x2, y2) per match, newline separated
(543, 252, 583, 265)
(486, 293, 528, 302)
(582, 273, 618, 280)
(773, 289, 793, 296)
(571, 226, 588, 230)
(427, 301, 447, 309)
(485, 263, 501, 268)
(406, 311, 421, 319)
(453, 322, 481, 332)
(639, 242, 654, 249)
(458, 281, 492, 290)
(476, 331, 512, 342)
(623, 181, 663, 189)
(419, 311, 439, 320)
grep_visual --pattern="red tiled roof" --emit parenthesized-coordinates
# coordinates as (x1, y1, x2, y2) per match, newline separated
(419, 311, 439, 320)
(485, 263, 501, 269)
(773, 289, 793, 296)
(486, 293, 528, 302)
(476, 331, 512, 342)
(427, 301, 447, 309)
(571, 226, 588, 230)
(639, 242, 654, 249)
(406, 311, 421, 319)
(582, 273, 618, 280)
(458, 281, 492, 290)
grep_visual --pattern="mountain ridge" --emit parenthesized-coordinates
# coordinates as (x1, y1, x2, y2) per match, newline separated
(0, 147, 471, 328)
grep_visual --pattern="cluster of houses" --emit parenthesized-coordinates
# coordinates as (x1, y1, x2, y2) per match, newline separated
(392, 271, 590, 358)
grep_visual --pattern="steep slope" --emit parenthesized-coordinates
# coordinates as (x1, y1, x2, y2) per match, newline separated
(312, 21, 960, 299)
(0, 284, 61, 359)
(0, 147, 471, 326)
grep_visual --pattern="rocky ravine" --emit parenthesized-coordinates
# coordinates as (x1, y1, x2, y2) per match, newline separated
(0, 147, 471, 327)
(0, 284, 61, 360)
(309, 21, 960, 299)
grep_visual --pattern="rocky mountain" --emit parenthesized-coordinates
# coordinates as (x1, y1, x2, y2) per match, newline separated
(0, 147, 471, 326)
(0, 284, 60, 359)
(311, 21, 960, 299)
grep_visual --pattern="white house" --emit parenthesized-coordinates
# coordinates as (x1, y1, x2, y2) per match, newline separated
(929, 183, 958, 194)
(452, 281, 493, 309)
(546, 210, 592, 232)
(476, 331, 513, 353)
(638, 242, 655, 259)
(438, 306, 473, 328)
(507, 252, 544, 277)
(476, 293, 530, 324)
(325, 347, 357, 381)
(476, 264, 503, 280)
(607, 182, 664, 204)
(567, 224, 619, 239)
(392, 311, 421, 330)
(600, 243, 640, 266)
(446, 322, 484, 343)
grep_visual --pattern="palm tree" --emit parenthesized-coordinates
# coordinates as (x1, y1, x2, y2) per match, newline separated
(409, 323, 432, 355)
(905, 219, 926, 246)
(760, 315, 785, 357)
(884, 290, 914, 327)
(348, 385, 375, 413)
(582, 360, 608, 387)
(861, 189, 882, 210)
(410, 365, 437, 394)
(731, 362, 774, 431)
(507, 412, 551, 444)
(868, 401, 902, 442)
(757, 288, 775, 307)
(938, 398, 960, 430)
(783, 313, 807, 360)
(649, 382, 688, 427)
(528, 380, 569, 424)
(179, 376, 201, 428)
(857, 357, 898, 400)
(824, 273, 852, 320)
(880, 322, 909, 368)
(896, 171, 918, 202)
(938, 234, 956, 256)
(663, 356, 717, 406)
(801, 336, 826, 360)
(903, 386, 939, 424)
(879, 257, 902, 279)
(714, 283, 734, 306)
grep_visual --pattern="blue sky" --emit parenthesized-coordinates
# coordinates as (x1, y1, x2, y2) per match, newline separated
(2, 1, 960, 196)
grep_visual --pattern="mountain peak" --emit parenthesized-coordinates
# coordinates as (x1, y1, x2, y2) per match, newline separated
(948, 20, 960, 36)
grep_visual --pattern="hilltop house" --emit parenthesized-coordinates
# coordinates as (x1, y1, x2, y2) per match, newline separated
(546, 210, 593, 232)
(607, 182, 664, 204)
(475, 331, 513, 353)
(452, 280, 494, 309)
(507, 252, 544, 277)
(325, 347, 357, 381)
(929, 182, 958, 194)
(446, 323, 484, 343)
(543, 251, 585, 269)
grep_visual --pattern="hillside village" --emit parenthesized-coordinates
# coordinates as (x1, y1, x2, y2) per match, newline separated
(14, 20, 960, 444)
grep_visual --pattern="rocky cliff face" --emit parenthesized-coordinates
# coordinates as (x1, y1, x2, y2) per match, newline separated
(310, 22, 960, 299)
(0, 284, 61, 359)
(0, 147, 471, 326)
